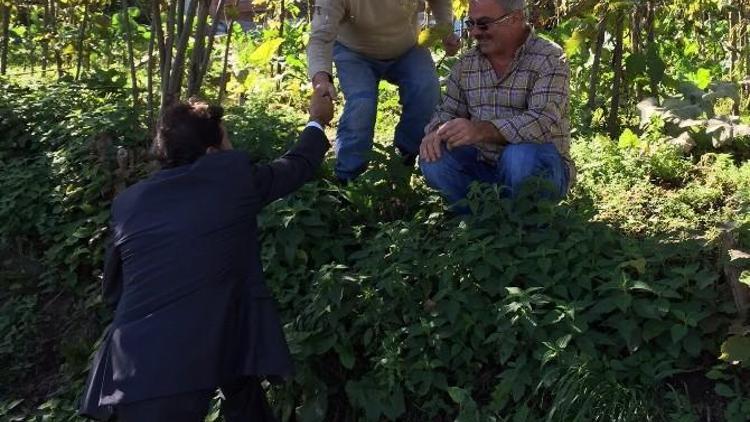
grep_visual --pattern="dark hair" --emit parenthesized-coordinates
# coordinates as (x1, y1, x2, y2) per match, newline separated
(153, 98, 224, 168)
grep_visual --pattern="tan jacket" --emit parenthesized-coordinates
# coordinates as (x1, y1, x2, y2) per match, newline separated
(307, 0, 453, 79)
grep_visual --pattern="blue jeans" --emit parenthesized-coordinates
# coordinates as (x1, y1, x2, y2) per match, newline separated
(333, 42, 440, 181)
(420, 144, 569, 209)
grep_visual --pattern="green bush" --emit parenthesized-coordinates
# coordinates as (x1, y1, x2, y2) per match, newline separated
(1, 81, 748, 421)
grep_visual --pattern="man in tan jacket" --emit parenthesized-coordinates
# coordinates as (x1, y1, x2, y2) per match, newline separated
(307, 0, 459, 182)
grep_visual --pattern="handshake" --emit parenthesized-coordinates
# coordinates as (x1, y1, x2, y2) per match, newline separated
(308, 82, 335, 128)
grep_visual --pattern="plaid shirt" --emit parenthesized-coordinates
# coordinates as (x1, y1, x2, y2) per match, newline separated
(426, 31, 575, 183)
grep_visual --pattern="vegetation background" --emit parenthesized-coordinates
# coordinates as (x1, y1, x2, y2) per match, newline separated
(1, 0, 749, 420)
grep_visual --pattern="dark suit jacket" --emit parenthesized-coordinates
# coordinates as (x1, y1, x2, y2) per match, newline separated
(79, 126, 329, 420)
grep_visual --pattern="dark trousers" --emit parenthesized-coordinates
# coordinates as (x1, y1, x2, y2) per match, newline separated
(115, 377, 276, 422)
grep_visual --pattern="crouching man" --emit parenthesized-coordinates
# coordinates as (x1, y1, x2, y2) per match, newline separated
(79, 87, 333, 421)
(419, 0, 575, 211)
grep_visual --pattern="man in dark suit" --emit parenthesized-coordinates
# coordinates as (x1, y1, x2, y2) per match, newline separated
(79, 87, 334, 421)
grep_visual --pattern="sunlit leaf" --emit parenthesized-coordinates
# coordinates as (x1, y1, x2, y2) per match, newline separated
(248, 37, 283, 67)
(564, 29, 586, 57)
(618, 128, 640, 149)
(692, 68, 712, 90)
(418, 25, 451, 48)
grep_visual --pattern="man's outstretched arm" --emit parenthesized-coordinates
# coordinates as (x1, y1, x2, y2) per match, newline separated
(252, 86, 335, 205)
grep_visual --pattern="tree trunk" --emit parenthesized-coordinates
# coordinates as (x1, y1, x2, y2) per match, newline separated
(153, 0, 166, 67)
(276, 0, 285, 77)
(75, 0, 90, 80)
(584, 12, 606, 128)
(0, 4, 11, 75)
(730, 7, 743, 115)
(42, 0, 49, 76)
(25, 5, 35, 75)
(187, 0, 210, 97)
(160, 0, 177, 114)
(218, 19, 234, 103)
(195, 0, 226, 95)
(50, 0, 63, 78)
(122, 0, 139, 107)
(167, 0, 198, 106)
(631, 3, 643, 100)
(176, 0, 186, 38)
(608, 12, 625, 140)
(646, 0, 658, 101)
(148, 15, 157, 133)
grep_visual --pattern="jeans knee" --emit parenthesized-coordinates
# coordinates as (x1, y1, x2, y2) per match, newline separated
(418, 156, 444, 187)
(499, 143, 564, 197)
(401, 77, 439, 106)
(340, 95, 378, 131)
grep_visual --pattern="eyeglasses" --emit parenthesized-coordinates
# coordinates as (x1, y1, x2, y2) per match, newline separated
(465, 12, 516, 31)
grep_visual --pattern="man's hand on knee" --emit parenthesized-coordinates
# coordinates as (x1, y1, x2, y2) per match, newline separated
(438, 119, 503, 148)
(419, 131, 444, 163)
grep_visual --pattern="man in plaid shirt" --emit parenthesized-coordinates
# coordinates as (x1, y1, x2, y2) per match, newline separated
(419, 0, 574, 209)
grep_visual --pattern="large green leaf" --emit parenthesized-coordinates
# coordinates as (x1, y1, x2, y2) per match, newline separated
(249, 37, 284, 67)
(720, 335, 750, 365)
(564, 29, 586, 57)
(691, 68, 713, 90)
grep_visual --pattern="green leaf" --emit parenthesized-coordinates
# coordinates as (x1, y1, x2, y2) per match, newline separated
(671, 324, 688, 343)
(643, 320, 667, 341)
(565, 29, 586, 57)
(448, 386, 473, 405)
(692, 68, 712, 90)
(714, 383, 736, 398)
(335, 341, 355, 369)
(625, 52, 647, 80)
(646, 45, 666, 85)
(739, 271, 750, 288)
(720, 335, 750, 364)
(618, 128, 640, 149)
(683, 332, 702, 357)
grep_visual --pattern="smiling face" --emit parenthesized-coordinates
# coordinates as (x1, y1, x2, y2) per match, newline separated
(467, 0, 527, 57)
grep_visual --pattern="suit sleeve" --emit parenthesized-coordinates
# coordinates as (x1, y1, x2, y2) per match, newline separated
(252, 126, 330, 205)
(101, 237, 123, 310)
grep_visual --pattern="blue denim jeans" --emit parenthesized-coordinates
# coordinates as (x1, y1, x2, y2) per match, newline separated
(333, 42, 440, 181)
(419, 143, 569, 209)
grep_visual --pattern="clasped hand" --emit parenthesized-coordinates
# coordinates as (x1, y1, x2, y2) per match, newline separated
(419, 118, 489, 162)
(308, 85, 335, 127)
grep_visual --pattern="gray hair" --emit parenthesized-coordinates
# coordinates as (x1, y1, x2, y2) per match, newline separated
(490, 0, 527, 13)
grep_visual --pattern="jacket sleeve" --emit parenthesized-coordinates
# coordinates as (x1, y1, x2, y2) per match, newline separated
(102, 237, 123, 311)
(252, 126, 330, 206)
(307, 0, 347, 79)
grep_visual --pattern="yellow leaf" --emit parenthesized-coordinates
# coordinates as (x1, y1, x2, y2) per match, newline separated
(564, 29, 585, 57)
(417, 25, 451, 48)
(452, 0, 468, 16)
(249, 37, 283, 67)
